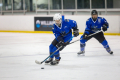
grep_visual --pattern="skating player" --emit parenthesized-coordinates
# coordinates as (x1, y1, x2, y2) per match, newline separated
(77, 10, 113, 55)
(45, 13, 79, 65)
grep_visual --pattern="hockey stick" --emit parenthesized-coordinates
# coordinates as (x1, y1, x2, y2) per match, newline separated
(35, 36, 74, 64)
(68, 30, 103, 45)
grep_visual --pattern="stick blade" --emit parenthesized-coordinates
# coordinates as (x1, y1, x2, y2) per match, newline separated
(35, 60, 42, 65)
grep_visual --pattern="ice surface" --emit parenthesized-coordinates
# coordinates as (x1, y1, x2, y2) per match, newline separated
(0, 32, 120, 80)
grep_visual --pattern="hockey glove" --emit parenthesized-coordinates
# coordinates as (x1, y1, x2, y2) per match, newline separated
(102, 24, 107, 32)
(56, 40, 66, 51)
(73, 29, 79, 37)
(83, 33, 88, 39)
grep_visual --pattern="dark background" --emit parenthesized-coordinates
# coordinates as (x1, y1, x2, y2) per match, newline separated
(34, 17, 53, 31)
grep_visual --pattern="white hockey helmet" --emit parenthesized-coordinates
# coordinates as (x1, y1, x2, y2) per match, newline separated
(54, 13, 62, 21)
(53, 13, 62, 26)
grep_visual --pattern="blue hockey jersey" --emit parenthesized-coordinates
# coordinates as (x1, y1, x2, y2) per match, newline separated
(85, 17, 109, 34)
(52, 19, 77, 42)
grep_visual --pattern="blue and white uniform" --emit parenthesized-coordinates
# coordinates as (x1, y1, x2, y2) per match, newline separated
(80, 17, 112, 53)
(50, 19, 77, 59)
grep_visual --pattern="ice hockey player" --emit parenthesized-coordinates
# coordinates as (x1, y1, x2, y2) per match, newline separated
(45, 13, 79, 65)
(77, 10, 113, 55)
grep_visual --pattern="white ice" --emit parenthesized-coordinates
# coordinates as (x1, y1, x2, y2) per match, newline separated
(0, 32, 120, 80)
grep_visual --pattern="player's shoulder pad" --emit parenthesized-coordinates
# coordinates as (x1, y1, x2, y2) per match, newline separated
(52, 24, 56, 29)
(98, 17, 105, 20)
(64, 19, 76, 24)
(64, 19, 70, 22)
(98, 17, 107, 22)
(86, 18, 91, 22)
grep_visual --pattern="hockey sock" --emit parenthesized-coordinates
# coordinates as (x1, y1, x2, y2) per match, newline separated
(101, 40, 111, 53)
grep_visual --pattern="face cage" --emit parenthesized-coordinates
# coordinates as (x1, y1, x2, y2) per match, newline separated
(54, 19, 62, 26)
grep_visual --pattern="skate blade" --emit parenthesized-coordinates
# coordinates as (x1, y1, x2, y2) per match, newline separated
(50, 64, 58, 66)
(77, 54, 85, 56)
